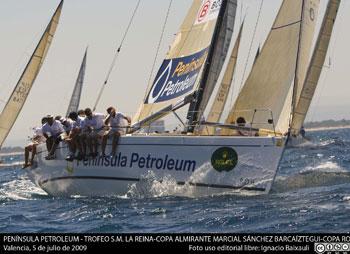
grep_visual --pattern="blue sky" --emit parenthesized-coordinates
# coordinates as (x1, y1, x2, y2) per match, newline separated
(0, 0, 349, 146)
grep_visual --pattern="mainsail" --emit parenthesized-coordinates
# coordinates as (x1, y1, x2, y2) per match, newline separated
(133, 0, 236, 124)
(290, 0, 341, 136)
(225, 0, 304, 134)
(203, 21, 243, 135)
(0, 0, 63, 148)
(66, 48, 87, 116)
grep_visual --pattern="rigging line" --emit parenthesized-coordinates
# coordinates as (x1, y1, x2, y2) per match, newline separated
(145, 0, 173, 98)
(138, 0, 173, 122)
(238, 0, 263, 91)
(93, 0, 141, 111)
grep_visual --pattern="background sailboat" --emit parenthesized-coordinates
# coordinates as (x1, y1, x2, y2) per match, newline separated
(66, 48, 87, 116)
(0, 0, 64, 151)
(290, 0, 341, 138)
(223, 0, 319, 136)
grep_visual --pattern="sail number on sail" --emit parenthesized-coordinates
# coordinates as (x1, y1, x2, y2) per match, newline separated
(13, 82, 30, 104)
(196, 0, 222, 24)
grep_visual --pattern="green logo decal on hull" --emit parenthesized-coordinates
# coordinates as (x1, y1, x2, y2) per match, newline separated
(211, 147, 238, 172)
(66, 161, 74, 174)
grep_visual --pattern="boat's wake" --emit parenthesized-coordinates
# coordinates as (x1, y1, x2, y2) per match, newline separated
(0, 176, 47, 201)
(126, 171, 196, 199)
(272, 161, 350, 193)
(125, 159, 263, 199)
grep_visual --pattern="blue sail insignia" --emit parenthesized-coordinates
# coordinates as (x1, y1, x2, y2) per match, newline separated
(145, 48, 208, 104)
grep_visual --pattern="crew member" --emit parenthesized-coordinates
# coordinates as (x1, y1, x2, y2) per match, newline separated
(22, 117, 47, 168)
(80, 108, 105, 157)
(102, 107, 131, 156)
(42, 115, 65, 160)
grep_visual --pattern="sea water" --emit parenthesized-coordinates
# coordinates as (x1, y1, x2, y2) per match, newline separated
(1, 128, 350, 233)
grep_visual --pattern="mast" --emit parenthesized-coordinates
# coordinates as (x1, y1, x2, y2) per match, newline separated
(186, 0, 229, 133)
(0, 0, 64, 149)
(66, 47, 88, 116)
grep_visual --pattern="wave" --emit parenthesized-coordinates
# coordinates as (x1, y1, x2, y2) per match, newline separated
(126, 171, 195, 199)
(0, 162, 24, 169)
(0, 177, 47, 201)
(300, 161, 346, 173)
(272, 170, 350, 193)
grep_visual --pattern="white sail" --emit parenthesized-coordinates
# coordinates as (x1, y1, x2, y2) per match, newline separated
(133, 0, 226, 124)
(204, 21, 243, 135)
(291, 0, 341, 136)
(0, 0, 63, 148)
(226, 0, 303, 134)
(272, 0, 320, 134)
(292, 0, 320, 109)
(66, 48, 87, 116)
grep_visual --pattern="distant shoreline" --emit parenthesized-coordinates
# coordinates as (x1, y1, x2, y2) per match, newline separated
(1, 123, 350, 152)
(0, 151, 23, 156)
(306, 125, 350, 132)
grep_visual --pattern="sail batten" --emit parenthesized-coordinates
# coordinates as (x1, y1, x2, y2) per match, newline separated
(290, 0, 341, 136)
(0, 0, 63, 148)
(66, 48, 87, 116)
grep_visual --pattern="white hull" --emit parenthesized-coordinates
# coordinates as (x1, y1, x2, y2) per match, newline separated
(25, 135, 286, 197)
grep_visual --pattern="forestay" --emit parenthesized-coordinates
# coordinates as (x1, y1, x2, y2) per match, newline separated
(0, 0, 63, 148)
(133, 0, 226, 124)
(291, 0, 341, 136)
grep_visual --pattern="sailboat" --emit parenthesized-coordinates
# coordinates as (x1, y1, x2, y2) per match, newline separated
(66, 48, 87, 116)
(0, 0, 64, 152)
(288, 0, 341, 146)
(25, 0, 340, 197)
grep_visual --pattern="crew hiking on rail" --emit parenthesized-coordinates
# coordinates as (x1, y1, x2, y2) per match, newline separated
(22, 107, 131, 165)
